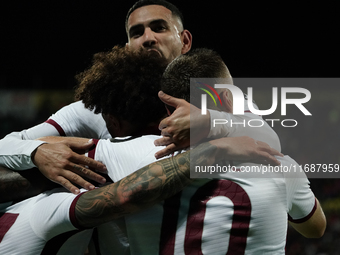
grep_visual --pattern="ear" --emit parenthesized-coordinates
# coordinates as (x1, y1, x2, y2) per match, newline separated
(220, 90, 233, 113)
(104, 114, 122, 137)
(181, 30, 192, 54)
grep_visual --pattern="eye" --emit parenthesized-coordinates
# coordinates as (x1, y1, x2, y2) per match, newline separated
(130, 31, 142, 39)
(150, 21, 168, 33)
(131, 33, 141, 39)
(129, 26, 144, 39)
(153, 25, 167, 32)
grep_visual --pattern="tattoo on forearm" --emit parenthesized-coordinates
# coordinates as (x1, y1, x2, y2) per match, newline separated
(75, 141, 219, 228)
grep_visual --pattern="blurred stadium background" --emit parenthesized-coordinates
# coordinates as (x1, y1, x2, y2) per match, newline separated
(1, 1, 338, 254)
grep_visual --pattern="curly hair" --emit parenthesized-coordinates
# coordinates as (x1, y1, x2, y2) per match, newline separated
(75, 46, 168, 129)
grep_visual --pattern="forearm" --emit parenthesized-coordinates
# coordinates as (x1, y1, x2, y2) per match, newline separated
(0, 132, 46, 170)
(289, 198, 326, 238)
(0, 123, 60, 170)
(75, 140, 220, 228)
(36, 136, 91, 144)
(0, 165, 57, 203)
(0, 126, 60, 202)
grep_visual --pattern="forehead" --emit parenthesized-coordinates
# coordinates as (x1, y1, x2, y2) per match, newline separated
(127, 5, 176, 29)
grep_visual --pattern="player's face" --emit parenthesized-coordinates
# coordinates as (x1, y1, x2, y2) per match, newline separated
(127, 5, 189, 63)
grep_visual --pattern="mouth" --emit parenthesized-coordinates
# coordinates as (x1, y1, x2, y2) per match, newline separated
(147, 48, 162, 57)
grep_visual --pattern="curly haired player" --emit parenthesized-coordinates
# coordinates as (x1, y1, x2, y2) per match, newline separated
(74, 45, 168, 137)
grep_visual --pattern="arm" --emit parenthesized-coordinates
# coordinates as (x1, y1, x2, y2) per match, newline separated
(0, 102, 93, 169)
(75, 135, 282, 228)
(33, 136, 107, 194)
(155, 91, 281, 158)
(284, 157, 326, 238)
(0, 165, 58, 203)
(0, 125, 56, 170)
(0, 102, 109, 195)
(289, 198, 326, 238)
(0, 136, 104, 201)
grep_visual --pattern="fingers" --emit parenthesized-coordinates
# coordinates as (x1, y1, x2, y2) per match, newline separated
(55, 165, 106, 194)
(54, 163, 106, 194)
(62, 150, 107, 188)
(54, 172, 96, 195)
(55, 176, 81, 195)
(266, 147, 284, 158)
(72, 153, 107, 173)
(33, 141, 107, 193)
(254, 140, 283, 166)
(67, 139, 108, 174)
(255, 152, 281, 166)
(154, 136, 172, 146)
(158, 91, 185, 108)
(158, 118, 170, 131)
(68, 139, 95, 153)
(255, 141, 283, 156)
(154, 143, 177, 159)
(69, 163, 106, 185)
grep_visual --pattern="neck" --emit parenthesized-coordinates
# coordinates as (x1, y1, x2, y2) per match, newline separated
(131, 123, 161, 136)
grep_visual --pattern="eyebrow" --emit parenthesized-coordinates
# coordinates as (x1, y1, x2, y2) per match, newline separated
(128, 19, 169, 37)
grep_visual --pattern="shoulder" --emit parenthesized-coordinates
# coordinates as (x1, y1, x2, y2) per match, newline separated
(49, 101, 109, 138)
(58, 101, 95, 114)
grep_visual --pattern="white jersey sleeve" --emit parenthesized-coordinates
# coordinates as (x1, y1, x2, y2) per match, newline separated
(30, 188, 82, 240)
(0, 101, 110, 170)
(282, 156, 316, 222)
(0, 123, 56, 169)
(88, 135, 166, 182)
(0, 188, 92, 255)
(47, 101, 110, 139)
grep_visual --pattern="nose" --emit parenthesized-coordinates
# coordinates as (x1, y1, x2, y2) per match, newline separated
(142, 27, 157, 48)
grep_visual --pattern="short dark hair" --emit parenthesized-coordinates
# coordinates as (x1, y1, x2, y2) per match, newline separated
(126, 0, 184, 30)
(75, 46, 168, 130)
(161, 48, 228, 107)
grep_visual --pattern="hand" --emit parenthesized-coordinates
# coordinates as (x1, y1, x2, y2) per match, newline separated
(211, 136, 284, 165)
(32, 138, 107, 194)
(154, 91, 210, 159)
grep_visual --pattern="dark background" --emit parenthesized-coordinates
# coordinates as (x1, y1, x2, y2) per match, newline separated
(0, 1, 338, 90)
(1, 1, 339, 254)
